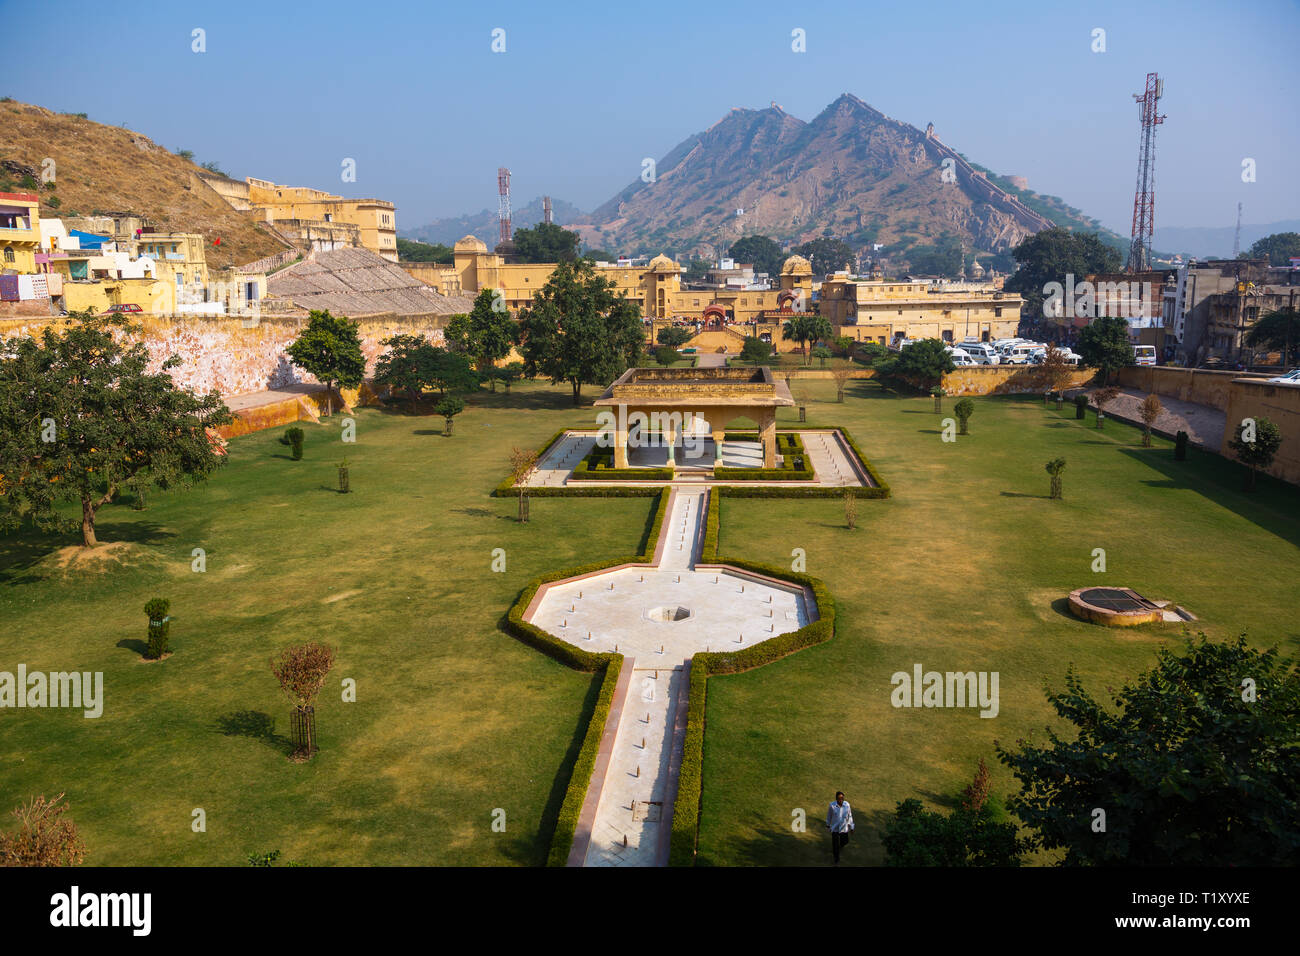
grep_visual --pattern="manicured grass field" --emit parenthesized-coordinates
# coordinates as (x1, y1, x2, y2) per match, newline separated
(2, 378, 1296, 866)
(696, 379, 1300, 865)
(0, 388, 651, 865)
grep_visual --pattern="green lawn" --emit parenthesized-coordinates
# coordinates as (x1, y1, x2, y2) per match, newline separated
(2, 378, 1296, 866)
(0, 386, 649, 865)
(696, 379, 1300, 865)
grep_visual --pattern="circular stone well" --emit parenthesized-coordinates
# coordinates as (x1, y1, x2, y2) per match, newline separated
(1068, 586, 1164, 627)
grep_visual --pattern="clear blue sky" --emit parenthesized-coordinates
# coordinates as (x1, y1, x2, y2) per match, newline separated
(5, 0, 1297, 236)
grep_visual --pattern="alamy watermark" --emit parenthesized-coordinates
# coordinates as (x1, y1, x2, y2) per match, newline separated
(0, 665, 103, 718)
(1042, 275, 1155, 321)
(890, 663, 999, 718)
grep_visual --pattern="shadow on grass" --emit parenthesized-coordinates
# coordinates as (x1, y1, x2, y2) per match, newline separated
(215, 710, 292, 755)
(0, 521, 175, 585)
(1000, 492, 1051, 500)
(1119, 446, 1300, 549)
(116, 637, 147, 655)
(451, 507, 495, 518)
(412, 429, 448, 436)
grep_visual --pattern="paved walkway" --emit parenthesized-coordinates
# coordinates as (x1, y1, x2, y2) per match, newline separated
(1076, 386, 1226, 448)
(529, 489, 813, 866)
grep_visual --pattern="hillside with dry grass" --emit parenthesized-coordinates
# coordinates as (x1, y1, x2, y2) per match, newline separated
(0, 100, 289, 269)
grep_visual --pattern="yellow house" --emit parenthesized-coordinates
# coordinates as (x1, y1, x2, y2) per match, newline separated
(134, 232, 210, 292)
(0, 192, 42, 274)
(819, 276, 1021, 345)
(61, 275, 176, 315)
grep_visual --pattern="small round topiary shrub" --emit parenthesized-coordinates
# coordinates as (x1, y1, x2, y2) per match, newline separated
(144, 597, 171, 660)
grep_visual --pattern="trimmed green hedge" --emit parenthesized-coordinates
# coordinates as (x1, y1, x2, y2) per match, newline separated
(502, 488, 670, 864)
(713, 466, 814, 481)
(669, 491, 838, 866)
(546, 656, 623, 866)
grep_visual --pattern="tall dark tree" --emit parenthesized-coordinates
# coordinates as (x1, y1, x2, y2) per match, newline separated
(1247, 231, 1300, 267)
(997, 635, 1300, 866)
(728, 235, 785, 278)
(1228, 416, 1282, 491)
(511, 222, 581, 264)
(881, 338, 955, 390)
(1075, 316, 1136, 383)
(0, 313, 232, 547)
(1005, 227, 1123, 332)
(793, 237, 857, 276)
(443, 288, 517, 390)
(285, 310, 366, 415)
(1244, 307, 1300, 366)
(516, 260, 643, 405)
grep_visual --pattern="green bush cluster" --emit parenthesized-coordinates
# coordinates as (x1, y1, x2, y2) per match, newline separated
(143, 597, 171, 660)
(570, 443, 675, 481)
(284, 426, 304, 460)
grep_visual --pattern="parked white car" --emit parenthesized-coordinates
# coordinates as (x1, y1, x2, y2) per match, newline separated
(1267, 369, 1300, 385)
(957, 342, 1001, 365)
(949, 350, 977, 366)
(1003, 343, 1046, 365)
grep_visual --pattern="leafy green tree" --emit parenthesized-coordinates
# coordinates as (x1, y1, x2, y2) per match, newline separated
(285, 310, 365, 415)
(497, 361, 525, 393)
(0, 314, 233, 547)
(1247, 231, 1300, 266)
(582, 249, 616, 263)
(653, 346, 680, 366)
(740, 336, 772, 364)
(373, 333, 432, 401)
(855, 341, 889, 366)
(657, 326, 693, 348)
(1005, 227, 1122, 331)
(793, 237, 856, 276)
(1228, 416, 1282, 491)
(444, 288, 517, 390)
(812, 345, 832, 368)
(1244, 307, 1300, 366)
(683, 259, 712, 282)
(512, 222, 580, 263)
(396, 238, 454, 264)
(997, 634, 1300, 866)
(434, 396, 465, 436)
(728, 235, 784, 278)
(517, 260, 644, 405)
(425, 348, 478, 398)
(1075, 317, 1135, 383)
(906, 234, 964, 276)
(882, 799, 1028, 866)
(887, 338, 955, 390)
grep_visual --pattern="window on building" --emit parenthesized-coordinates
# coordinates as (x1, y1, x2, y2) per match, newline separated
(942, 330, 953, 343)
(3, 247, 14, 263)
(994, 307, 1003, 317)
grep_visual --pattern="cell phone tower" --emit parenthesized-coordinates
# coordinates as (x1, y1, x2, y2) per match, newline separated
(1126, 72, 1166, 273)
(543, 196, 553, 225)
(498, 167, 512, 245)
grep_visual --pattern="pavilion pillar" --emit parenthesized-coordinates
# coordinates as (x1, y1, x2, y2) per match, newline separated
(760, 409, 777, 468)
(665, 419, 677, 470)
(614, 417, 629, 468)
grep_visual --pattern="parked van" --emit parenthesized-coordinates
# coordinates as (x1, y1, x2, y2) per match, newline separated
(949, 350, 977, 366)
(958, 342, 1000, 365)
(1134, 345, 1157, 366)
(1004, 343, 1045, 365)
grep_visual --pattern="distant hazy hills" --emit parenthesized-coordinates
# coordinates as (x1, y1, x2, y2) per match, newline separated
(1153, 220, 1300, 260)
(405, 196, 586, 248)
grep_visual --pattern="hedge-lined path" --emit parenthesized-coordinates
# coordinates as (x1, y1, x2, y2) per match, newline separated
(541, 489, 815, 865)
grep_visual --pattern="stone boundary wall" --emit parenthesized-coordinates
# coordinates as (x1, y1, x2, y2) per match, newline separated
(941, 365, 1097, 396)
(1220, 379, 1300, 485)
(1116, 366, 1272, 412)
(0, 314, 449, 399)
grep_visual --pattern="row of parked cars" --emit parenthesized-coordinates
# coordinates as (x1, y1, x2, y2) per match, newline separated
(941, 338, 1083, 367)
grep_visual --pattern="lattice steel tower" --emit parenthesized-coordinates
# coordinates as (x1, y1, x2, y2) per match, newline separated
(1126, 72, 1166, 273)
(497, 167, 512, 245)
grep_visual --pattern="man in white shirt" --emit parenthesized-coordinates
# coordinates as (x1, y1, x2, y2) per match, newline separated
(826, 790, 854, 864)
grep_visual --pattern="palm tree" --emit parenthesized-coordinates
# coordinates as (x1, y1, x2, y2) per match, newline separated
(782, 316, 811, 363)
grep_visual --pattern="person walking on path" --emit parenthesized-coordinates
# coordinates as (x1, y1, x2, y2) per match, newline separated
(826, 790, 854, 864)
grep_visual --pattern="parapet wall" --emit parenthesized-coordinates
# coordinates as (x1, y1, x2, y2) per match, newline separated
(1220, 378, 1300, 485)
(941, 365, 1097, 396)
(0, 314, 449, 398)
(1116, 366, 1271, 412)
